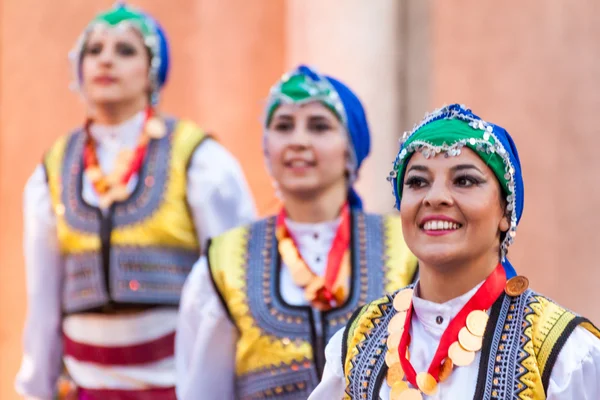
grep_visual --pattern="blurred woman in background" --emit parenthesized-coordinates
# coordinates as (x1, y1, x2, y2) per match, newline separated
(15, 3, 255, 399)
(175, 65, 418, 399)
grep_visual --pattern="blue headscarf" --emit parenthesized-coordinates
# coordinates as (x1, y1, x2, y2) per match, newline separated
(265, 65, 371, 209)
(390, 104, 524, 277)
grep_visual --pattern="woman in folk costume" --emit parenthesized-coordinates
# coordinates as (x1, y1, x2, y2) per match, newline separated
(175, 65, 418, 400)
(310, 104, 600, 400)
(15, 3, 256, 399)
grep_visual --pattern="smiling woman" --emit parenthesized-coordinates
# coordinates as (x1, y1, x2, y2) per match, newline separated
(265, 101, 349, 218)
(400, 148, 510, 303)
(174, 65, 418, 400)
(309, 104, 600, 400)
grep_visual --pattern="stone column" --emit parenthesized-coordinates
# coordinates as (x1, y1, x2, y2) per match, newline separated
(430, 0, 600, 320)
(285, 0, 409, 213)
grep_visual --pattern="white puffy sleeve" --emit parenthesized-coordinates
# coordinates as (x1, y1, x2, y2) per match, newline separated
(186, 139, 257, 251)
(175, 256, 238, 400)
(15, 165, 64, 400)
(308, 328, 347, 399)
(546, 326, 600, 399)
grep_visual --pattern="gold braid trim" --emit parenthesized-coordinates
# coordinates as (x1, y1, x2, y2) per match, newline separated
(208, 224, 313, 376)
(343, 294, 393, 400)
(382, 215, 418, 293)
(519, 295, 600, 400)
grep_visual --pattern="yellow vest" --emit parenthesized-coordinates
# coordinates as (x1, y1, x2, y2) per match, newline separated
(44, 118, 206, 313)
(208, 213, 418, 399)
(343, 287, 600, 400)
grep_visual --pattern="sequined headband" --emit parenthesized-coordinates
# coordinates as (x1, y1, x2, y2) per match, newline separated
(388, 104, 522, 260)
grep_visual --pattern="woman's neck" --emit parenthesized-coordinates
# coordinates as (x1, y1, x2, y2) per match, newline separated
(281, 182, 348, 223)
(417, 251, 501, 304)
(90, 98, 148, 126)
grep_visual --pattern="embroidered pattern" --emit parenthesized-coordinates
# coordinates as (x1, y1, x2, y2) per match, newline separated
(344, 289, 600, 400)
(45, 119, 205, 312)
(344, 294, 398, 400)
(479, 291, 600, 399)
(209, 213, 416, 399)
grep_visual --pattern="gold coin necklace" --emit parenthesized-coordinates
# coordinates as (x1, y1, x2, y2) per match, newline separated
(275, 203, 351, 311)
(385, 263, 512, 399)
(83, 106, 167, 209)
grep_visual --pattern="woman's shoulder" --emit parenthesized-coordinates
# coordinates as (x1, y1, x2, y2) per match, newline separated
(207, 216, 277, 265)
(345, 285, 415, 337)
(519, 288, 600, 341)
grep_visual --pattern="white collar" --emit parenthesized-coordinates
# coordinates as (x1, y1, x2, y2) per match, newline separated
(284, 217, 341, 250)
(89, 111, 145, 149)
(411, 281, 485, 336)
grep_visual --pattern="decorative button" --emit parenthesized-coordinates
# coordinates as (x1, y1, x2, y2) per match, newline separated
(129, 280, 140, 291)
(313, 232, 319, 239)
(55, 204, 66, 216)
(315, 256, 321, 263)
(436, 316, 444, 325)
(145, 176, 155, 187)
(505, 275, 529, 297)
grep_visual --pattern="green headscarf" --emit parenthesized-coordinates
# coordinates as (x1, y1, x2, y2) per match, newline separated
(394, 118, 512, 201)
(265, 69, 345, 127)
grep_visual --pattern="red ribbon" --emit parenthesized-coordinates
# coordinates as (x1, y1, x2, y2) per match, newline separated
(276, 204, 350, 302)
(83, 106, 153, 193)
(121, 107, 152, 185)
(398, 263, 506, 386)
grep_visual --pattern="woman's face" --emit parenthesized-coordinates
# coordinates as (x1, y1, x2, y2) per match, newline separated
(265, 101, 350, 200)
(80, 26, 150, 108)
(400, 148, 509, 268)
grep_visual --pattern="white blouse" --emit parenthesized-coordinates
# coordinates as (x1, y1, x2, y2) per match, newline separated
(15, 112, 257, 399)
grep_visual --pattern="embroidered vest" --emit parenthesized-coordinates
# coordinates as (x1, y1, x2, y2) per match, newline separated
(342, 286, 600, 400)
(208, 212, 418, 400)
(44, 119, 206, 314)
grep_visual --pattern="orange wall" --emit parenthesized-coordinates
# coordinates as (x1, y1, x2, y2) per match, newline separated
(2, 1, 600, 398)
(430, 0, 600, 320)
(0, 1, 284, 397)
